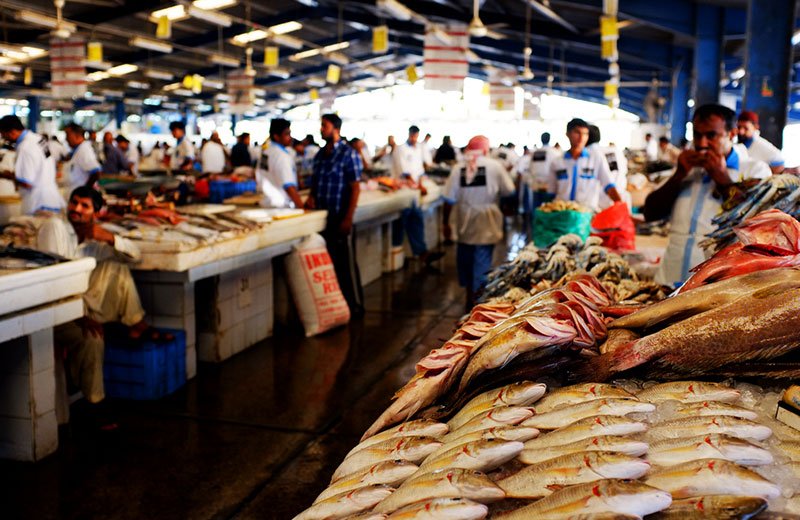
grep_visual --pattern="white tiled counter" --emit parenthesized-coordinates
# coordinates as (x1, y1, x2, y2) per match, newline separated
(0, 258, 96, 461)
(133, 211, 327, 375)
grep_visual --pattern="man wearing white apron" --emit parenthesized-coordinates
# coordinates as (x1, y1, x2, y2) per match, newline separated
(644, 104, 771, 287)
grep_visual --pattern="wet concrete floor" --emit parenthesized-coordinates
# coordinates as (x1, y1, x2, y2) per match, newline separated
(2, 240, 500, 519)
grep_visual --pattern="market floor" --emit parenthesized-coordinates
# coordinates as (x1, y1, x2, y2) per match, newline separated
(1, 234, 523, 520)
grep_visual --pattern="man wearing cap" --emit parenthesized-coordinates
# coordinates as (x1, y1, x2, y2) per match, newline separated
(116, 136, 139, 176)
(547, 118, 622, 212)
(101, 132, 134, 175)
(737, 110, 784, 174)
(0, 115, 64, 215)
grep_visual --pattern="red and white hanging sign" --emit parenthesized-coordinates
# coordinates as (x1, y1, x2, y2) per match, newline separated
(423, 24, 469, 93)
(50, 37, 87, 99)
(489, 69, 516, 111)
(227, 69, 255, 115)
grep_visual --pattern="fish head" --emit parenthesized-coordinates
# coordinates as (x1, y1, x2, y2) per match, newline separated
(716, 436, 774, 465)
(398, 437, 442, 459)
(590, 452, 651, 479)
(397, 419, 449, 438)
(503, 381, 548, 405)
(596, 437, 649, 457)
(494, 426, 540, 442)
(372, 459, 420, 478)
(486, 406, 535, 424)
(448, 470, 506, 501)
(600, 480, 673, 517)
(463, 438, 524, 465)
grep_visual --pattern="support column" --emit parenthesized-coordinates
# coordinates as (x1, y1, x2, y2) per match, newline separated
(742, 0, 796, 147)
(26, 96, 40, 132)
(231, 113, 238, 134)
(670, 48, 691, 145)
(114, 100, 126, 130)
(693, 4, 723, 105)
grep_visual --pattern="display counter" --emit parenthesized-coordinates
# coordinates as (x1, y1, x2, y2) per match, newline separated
(0, 257, 96, 461)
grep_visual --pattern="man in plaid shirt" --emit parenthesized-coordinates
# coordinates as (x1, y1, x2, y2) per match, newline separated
(306, 113, 364, 315)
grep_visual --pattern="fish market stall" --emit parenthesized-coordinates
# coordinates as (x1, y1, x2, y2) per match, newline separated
(129, 208, 328, 375)
(0, 254, 95, 461)
(293, 210, 800, 519)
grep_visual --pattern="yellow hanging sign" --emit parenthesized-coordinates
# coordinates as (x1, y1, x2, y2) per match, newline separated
(327, 64, 341, 84)
(182, 74, 194, 88)
(87, 41, 103, 62)
(310, 88, 319, 100)
(264, 46, 279, 68)
(373, 25, 389, 54)
(23, 67, 32, 85)
(481, 81, 490, 95)
(191, 74, 203, 94)
(601, 39, 618, 61)
(604, 80, 618, 99)
(406, 64, 418, 83)
(156, 15, 172, 39)
(600, 16, 619, 39)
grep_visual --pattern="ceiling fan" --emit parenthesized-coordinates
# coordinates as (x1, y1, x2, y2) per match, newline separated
(469, 0, 506, 39)
(519, 1, 533, 80)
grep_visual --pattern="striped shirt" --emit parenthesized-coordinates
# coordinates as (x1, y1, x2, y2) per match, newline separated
(311, 140, 363, 215)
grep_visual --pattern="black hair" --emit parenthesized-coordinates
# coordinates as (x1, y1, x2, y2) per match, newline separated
(541, 132, 551, 145)
(587, 125, 601, 146)
(69, 186, 104, 211)
(0, 115, 24, 133)
(566, 118, 589, 133)
(645, 133, 652, 138)
(169, 121, 186, 132)
(658, 136, 669, 144)
(269, 118, 291, 138)
(322, 113, 342, 130)
(409, 125, 420, 134)
(64, 122, 85, 135)
(115, 135, 129, 143)
(239, 132, 250, 139)
(694, 103, 736, 131)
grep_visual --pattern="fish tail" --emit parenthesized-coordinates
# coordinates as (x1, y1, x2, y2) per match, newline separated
(573, 340, 639, 382)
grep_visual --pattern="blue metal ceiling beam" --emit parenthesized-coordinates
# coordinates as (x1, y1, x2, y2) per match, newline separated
(553, 0, 693, 40)
(694, 3, 723, 105)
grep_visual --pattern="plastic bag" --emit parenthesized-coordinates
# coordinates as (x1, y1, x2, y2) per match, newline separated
(284, 234, 351, 336)
(591, 202, 636, 251)
(533, 208, 592, 248)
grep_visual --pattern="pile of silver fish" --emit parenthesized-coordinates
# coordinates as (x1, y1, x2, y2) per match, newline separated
(703, 174, 800, 253)
(296, 379, 800, 519)
(480, 234, 668, 306)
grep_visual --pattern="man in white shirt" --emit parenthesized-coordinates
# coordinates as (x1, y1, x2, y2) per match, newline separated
(444, 135, 515, 309)
(644, 104, 771, 287)
(169, 121, 195, 173)
(64, 123, 102, 193)
(530, 132, 559, 194)
(257, 119, 302, 208)
(645, 133, 659, 161)
(657, 136, 681, 164)
(392, 125, 442, 265)
(0, 115, 64, 214)
(201, 131, 227, 174)
(37, 187, 168, 422)
(737, 110, 784, 174)
(48, 135, 69, 163)
(547, 118, 622, 212)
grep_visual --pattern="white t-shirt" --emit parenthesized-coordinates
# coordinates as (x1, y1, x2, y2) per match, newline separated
(14, 130, 64, 214)
(548, 148, 616, 211)
(645, 138, 658, 161)
(529, 145, 559, 191)
(257, 143, 298, 208)
(68, 140, 101, 192)
(745, 135, 783, 168)
(170, 138, 195, 171)
(444, 155, 515, 245)
(658, 148, 771, 286)
(126, 146, 140, 175)
(201, 141, 227, 174)
(393, 141, 427, 181)
(48, 139, 68, 163)
(492, 146, 520, 172)
(597, 145, 630, 210)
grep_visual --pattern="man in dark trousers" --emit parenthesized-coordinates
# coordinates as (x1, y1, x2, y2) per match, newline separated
(305, 113, 365, 316)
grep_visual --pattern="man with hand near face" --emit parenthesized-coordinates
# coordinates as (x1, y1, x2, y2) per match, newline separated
(644, 104, 771, 287)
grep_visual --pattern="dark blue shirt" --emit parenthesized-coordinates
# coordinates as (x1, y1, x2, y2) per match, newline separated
(311, 140, 362, 215)
(102, 143, 130, 174)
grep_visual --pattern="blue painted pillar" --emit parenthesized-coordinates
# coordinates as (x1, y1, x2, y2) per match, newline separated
(26, 96, 39, 132)
(693, 4, 722, 105)
(114, 100, 126, 129)
(743, 0, 796, 147)
(670, 48, 691, 144)
(231, 113, 238, 134)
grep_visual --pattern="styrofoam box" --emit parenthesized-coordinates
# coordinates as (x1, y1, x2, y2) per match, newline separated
(356, 224, 383, 286)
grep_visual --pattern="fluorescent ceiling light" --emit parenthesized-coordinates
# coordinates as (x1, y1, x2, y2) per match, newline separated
(194, 0, 237, 9)
(150, 0, 237, 22)
(232, 30, 268, 45)
(271, 21, 302, 34)
(377, 0, 414, 21)
(324, 42, 350, 52)
(731, 67, 745, 80)
(150, 5, 186, 22)
(144, 97, 163, 105)
(187, 6, 232, 27)
(289, 42, 349, 62)
(210, 54, 239, 67)
(130, 37, 173, 53)
(173, 88, 194, 96)
(144, 69, 174, 80)
(272, 34, 304, 50)
(307, 77, 326, 87)
(327, 51, 349, 65)
(204, 79, 225, 89)
(126, 99, 144, 106)
(107, 63, 138, 76)
(0, 63, 22, 73)
(163, 82, 182, 91)
(279, 92, 296, 100)
(163, 102, 179, 109)
(127, 80, 151, 89)
(15, 10, 77, 32)
(267, 68, 290, 79)
(21, 46, 47, 58)
(86, 61, 112, 70)
(87, 71, 110, 82)
(253, 88, 266, 96)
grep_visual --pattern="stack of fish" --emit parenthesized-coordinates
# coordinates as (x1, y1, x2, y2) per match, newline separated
(703, 174, 800, 252)
(481, 234, 668, 306)
(298, 379, 800, 518)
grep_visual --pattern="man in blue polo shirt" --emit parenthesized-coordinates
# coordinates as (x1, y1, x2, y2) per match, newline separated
(306, 113, 364, 315)
(547, 118, 622, 211)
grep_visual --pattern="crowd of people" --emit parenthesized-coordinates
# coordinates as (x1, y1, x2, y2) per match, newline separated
(0, 101, 788, 430)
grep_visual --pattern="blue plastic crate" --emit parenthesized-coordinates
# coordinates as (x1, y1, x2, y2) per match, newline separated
(208, 180, 257, 203)
(103, 328, 186, 400)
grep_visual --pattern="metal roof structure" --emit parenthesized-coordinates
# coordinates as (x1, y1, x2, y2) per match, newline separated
(0, 0, 797, 123)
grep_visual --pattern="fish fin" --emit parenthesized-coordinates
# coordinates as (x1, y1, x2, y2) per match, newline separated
(546, 484, 565, 492)
(742, 243, 796, 256)
(573, 340, 639, 382)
